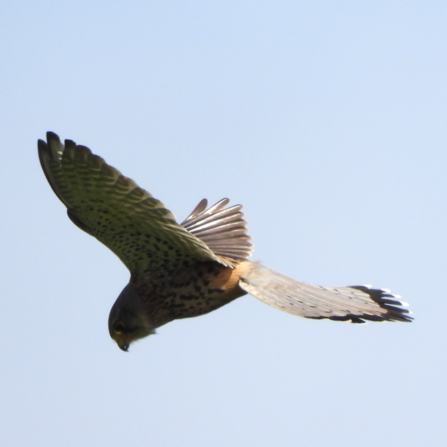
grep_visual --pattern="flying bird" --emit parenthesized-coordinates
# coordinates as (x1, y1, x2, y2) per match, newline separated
(38, 132, 412, 351)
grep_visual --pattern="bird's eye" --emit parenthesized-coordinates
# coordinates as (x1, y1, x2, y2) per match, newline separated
(114, 322, 125, 334)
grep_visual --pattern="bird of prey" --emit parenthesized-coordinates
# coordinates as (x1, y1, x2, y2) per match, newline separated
(38, 132, 412, 351)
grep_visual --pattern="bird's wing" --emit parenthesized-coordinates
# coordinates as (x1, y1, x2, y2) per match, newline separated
(38, 132, 247, 274)
(239, 263, 412, 323)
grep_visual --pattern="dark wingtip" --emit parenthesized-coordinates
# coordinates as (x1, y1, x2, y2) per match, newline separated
(38, 132, 62, 160)
(348, 285, 413, 323)
(46, 131, 62, 152)
(37, 138, 48, 158)
(305, 285, 413, 324)
(46, 131, 60, 140)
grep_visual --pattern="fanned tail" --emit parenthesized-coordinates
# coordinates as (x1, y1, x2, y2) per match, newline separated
(182, 198, 253, 267)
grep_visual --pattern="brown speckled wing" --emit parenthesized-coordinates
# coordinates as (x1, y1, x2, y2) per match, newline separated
(38, 132, 227, 274)
(181, 198, 253, 267)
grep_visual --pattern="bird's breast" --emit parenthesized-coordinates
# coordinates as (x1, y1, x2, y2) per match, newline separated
(133, 261, 251, 326)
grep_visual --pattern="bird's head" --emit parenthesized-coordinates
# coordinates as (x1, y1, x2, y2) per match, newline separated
(108, 284, 155, 351)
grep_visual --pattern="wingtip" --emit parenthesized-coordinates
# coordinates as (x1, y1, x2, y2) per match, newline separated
(37, 138, 48, 157)
(38, 131, 71, 207)
(46, 131, 60, 142)
(39, 131, 64, 161)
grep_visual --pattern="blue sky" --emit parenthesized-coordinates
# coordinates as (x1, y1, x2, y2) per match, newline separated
(1, 2, 446, 446)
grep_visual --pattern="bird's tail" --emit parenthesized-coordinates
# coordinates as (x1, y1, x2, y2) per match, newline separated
(239, 262, 412, 323)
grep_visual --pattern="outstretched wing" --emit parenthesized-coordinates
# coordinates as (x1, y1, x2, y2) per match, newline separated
(38, 132, 242, 274)
(239, 263, 412, 323)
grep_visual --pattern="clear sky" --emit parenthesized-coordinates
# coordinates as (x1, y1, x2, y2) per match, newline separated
(1, 1, 446, 446)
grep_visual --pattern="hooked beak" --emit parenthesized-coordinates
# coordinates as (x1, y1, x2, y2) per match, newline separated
(114, 333, 131, 352)
(118, 342, 129, 352)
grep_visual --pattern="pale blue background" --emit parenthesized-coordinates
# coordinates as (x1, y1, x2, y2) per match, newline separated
(1, 2, 446, 446)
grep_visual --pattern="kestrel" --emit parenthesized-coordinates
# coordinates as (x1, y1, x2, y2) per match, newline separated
(38, 132, 412, 351)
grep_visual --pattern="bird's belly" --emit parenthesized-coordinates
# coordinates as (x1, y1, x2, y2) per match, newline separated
(140, 261, 250, 325)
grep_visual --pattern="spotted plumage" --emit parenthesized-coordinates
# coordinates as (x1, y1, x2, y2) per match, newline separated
(38, 132, 412, 351)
